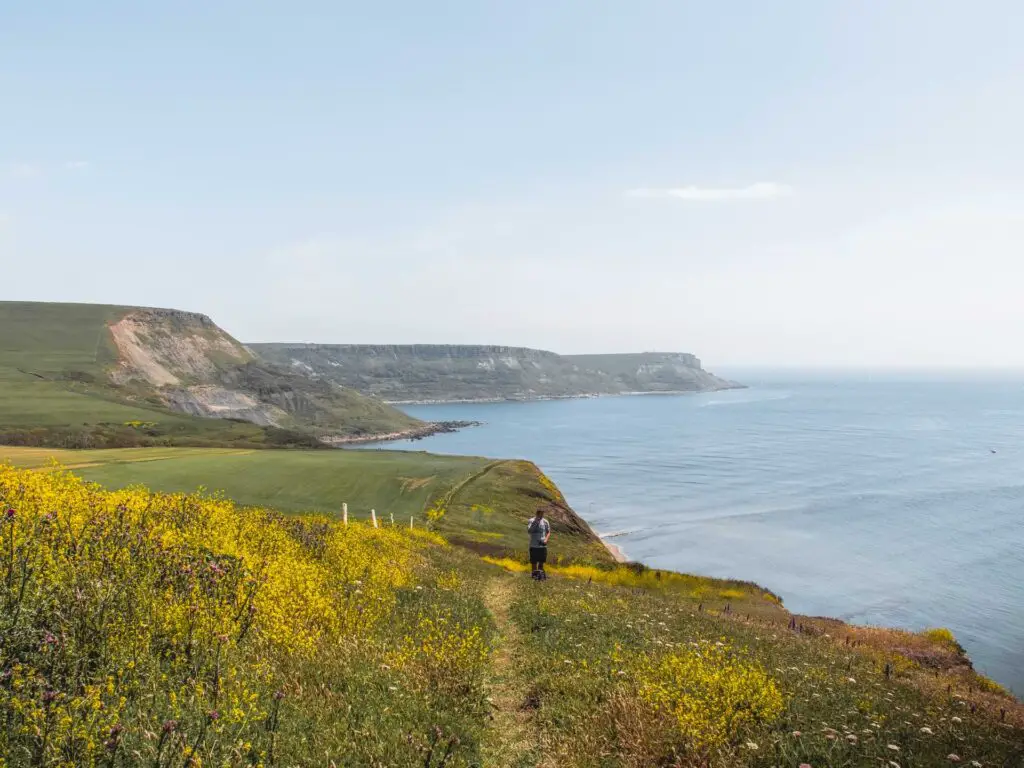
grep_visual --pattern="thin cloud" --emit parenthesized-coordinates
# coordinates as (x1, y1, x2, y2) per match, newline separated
(626, 182, 794, 201)
(8, 163, 41, 180)
(66, 160, 91, 171)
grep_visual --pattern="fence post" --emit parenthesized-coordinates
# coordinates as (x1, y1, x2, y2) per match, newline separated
(342, 502, 348, 526)
(371, 509, 378, 528)
(410, 516, 414, 529)
(390, 512, 395, 526)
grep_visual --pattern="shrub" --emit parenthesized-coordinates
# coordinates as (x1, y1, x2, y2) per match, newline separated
(633, 643, 784, 754)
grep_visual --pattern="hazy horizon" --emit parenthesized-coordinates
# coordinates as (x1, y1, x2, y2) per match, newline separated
(3, 3, 1024, 368)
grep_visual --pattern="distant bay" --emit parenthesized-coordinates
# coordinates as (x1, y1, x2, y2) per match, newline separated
(378, 374, 1024, 695)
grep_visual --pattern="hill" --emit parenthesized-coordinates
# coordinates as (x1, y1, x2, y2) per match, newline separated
(2, 461, 1020, 767)
(0, 301, 422, 448)
(566, 352, 742, 393)
(250, 343, 740, 402)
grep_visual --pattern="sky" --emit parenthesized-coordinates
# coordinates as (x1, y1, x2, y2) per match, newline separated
(2, 2, 1024, 368)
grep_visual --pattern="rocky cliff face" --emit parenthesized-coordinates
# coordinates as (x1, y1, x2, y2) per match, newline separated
(250, 344, 740, 403)
(107, 310, 421, 436)
(110, 309, 254, 388)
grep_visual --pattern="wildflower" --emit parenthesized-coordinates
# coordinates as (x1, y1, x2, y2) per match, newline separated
(920, 726, 934, 735)
(847, 677, 856, 683)
(951, 716, 963, 723)
(800, 764, 812, 768)
(3, 507, 13, 521)
(744, 741, 758, 750)
(162, 720, 178, 734)
(971, 761, 983, 767)
(847, 734, 858, 743)
(888, 744, 901, 751)
(104, 723, 124, 751)
(207, 709, 220, 721)
(792, 730, 802, 737)
(947, 755, 961, 763)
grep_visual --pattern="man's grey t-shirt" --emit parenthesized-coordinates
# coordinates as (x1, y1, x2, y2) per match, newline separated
(528, 517, 550, 548)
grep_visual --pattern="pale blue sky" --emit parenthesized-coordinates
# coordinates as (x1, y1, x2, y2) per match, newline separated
(3, 2, 1023, 366)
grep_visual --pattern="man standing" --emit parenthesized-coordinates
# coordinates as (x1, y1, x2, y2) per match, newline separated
(527, 508, 551, 580)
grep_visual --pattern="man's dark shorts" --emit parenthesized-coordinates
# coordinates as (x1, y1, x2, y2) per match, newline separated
(529, 546, 548, 564)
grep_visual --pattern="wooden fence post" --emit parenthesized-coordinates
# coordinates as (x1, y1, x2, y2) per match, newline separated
(390, 512, 395, 526)
(342, 502, 348, 526)
(371, 509, 378, 528)
(410, 516, 414, 529)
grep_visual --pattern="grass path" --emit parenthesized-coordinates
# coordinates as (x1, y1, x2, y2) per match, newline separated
(481, 575, 545, 768)
(429, 459, 507, 514)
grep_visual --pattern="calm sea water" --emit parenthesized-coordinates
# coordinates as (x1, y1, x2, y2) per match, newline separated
(386, 374, 1024, 695)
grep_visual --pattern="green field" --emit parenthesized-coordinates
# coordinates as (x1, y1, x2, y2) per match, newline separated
(0, 445, 610, 562)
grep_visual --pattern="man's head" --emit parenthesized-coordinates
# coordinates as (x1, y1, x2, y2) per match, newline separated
(534, 508, 545, 519)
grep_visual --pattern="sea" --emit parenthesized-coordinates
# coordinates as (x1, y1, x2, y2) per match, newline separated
(378, 372, 1024, 696)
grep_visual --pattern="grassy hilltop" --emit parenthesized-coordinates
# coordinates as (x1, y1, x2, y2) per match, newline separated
(1, 455, 1021, 767)
(0, 446, 611, 563)
(0, 301, 420, 448)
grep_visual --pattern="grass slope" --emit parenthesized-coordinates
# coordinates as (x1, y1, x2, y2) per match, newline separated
(0, 446, 610, 562)
(0, 302, 279, 445)
(0, 301, 419, 447)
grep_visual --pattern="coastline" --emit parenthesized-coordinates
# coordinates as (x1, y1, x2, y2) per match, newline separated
(601, 537, 628, 563)
(382, 385, 745, 406)
(320, 419, 479, 446)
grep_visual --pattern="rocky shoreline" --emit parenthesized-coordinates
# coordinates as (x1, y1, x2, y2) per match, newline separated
(321, 420, 480, 446)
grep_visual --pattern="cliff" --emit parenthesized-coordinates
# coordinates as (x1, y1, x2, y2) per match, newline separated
(565, 352, 743, 393)
(107, 308, 420, 436)
(0, 302, 421, 447)
(249, 343, 740, 402)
